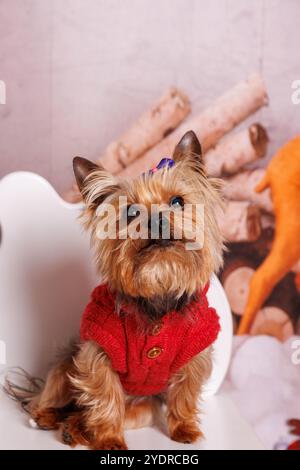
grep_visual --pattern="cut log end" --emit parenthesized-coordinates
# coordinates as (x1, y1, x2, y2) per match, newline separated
(223, 264, 255, 316)
(249, 123, 269, 159)
(250, 306, 294, 342)
(219, 201, 261, 243)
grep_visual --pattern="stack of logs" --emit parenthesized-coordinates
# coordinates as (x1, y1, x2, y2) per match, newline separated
(64, 74, 300, 340)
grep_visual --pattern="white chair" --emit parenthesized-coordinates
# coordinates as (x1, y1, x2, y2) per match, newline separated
(0, 172, 263, 450)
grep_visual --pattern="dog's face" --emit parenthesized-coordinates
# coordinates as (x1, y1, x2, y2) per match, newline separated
(74, 131, 223, 305)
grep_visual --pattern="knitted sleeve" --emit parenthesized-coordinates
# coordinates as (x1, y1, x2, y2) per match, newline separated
(80, 285, 127, 374)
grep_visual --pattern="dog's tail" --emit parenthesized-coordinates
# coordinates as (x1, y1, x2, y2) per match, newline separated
(3, 367, 44, 413)
(3, 339, 79, 414)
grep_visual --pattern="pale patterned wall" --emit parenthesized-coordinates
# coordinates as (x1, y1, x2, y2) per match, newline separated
(0, 0, 299, 193)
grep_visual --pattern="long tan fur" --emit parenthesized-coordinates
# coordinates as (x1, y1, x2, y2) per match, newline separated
(167, 347, 212, 443)
(7, 131, 223, 450)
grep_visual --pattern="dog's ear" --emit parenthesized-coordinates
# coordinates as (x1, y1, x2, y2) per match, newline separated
(73, 157, 99, 192)
(73, 157, 119, 206)
(173, 130, 203, 165)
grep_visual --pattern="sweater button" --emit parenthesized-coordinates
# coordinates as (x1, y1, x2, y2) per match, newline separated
(150, 323, 162, 336)
(147, 346, 162, 359)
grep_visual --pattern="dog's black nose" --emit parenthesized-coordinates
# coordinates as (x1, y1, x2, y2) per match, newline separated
(149, 212, 170, 239)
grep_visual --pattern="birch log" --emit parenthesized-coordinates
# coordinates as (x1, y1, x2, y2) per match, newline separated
(223, 169, 273, 213)
(119, 74, 268, 178)
(63, 87, 190, 202)
(218, 201, 261, 242)
(228, 227, 274, 261)
(100, 87, 190, 174)
(205, 123, 268, 176)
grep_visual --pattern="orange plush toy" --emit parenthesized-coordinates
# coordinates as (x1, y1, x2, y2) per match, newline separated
(238, 136, 300, 334)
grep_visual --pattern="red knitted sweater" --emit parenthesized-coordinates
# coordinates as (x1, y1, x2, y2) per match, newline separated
(80, 284, 220, 396)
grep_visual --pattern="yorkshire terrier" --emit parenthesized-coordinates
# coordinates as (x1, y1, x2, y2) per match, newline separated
(9, 130, 224, 450)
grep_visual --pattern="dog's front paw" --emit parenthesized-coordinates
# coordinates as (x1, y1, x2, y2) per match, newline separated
(61, 414, 90, 448)
(170, 421, 203, 444)
(31, 407, 61, 430)
(90, 437, 128, 450)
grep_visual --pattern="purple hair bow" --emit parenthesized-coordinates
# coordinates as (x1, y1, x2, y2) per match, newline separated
(148, 157, 175, 175)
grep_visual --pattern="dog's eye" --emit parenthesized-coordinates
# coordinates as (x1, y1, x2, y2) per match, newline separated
(127, 204, 140, 221)
(169, 196, 184, 209)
